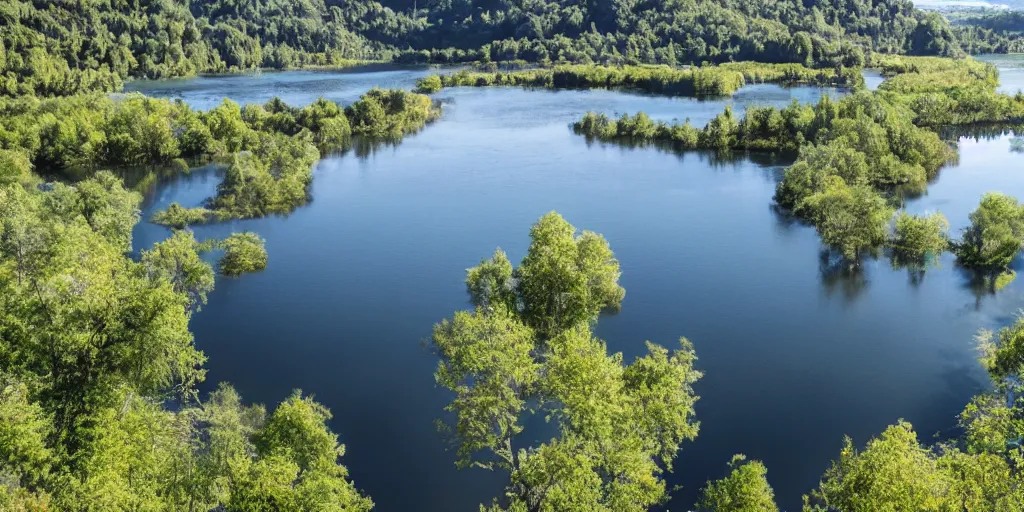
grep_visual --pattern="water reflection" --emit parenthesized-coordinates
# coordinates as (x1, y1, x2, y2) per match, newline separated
(818, 250, 871, 302)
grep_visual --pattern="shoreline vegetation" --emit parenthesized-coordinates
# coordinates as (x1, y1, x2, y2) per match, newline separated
(415, 62, 865, 97)
(5, 0, 1024, 99)
(0, 88, 439, 228)
(570, 56, 1024, 283)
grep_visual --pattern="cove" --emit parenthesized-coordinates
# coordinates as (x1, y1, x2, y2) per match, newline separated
(127, 68, 1024, 511)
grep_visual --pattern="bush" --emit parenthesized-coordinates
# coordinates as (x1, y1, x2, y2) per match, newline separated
(954, 192, 1024, 272)
(220, 232, 268, 276)
(151, 202, 212, 229)
(415, 75, 443, 93)
(889, 211, 949, 269)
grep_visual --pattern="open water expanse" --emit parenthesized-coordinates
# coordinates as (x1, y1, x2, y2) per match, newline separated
(125, 64, 1024, 511)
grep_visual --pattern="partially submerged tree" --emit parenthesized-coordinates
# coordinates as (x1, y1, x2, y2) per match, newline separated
(220, 232, 269, 276)
(434, 213, 699, 511)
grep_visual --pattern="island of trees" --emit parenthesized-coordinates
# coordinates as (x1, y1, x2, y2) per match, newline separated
(415, 62, 864, 97)
(571, 56, 1024, 286)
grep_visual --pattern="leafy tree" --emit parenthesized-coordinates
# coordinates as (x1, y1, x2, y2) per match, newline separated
(697, 455, 778, 512)
(0, 150, 32, 186)
(220, 232, 269, 276)
(889, 211, 949, 270)
(434, 214, 698, 511)
(142, 230, 217, 309)
(515, 212, 625, 337)
(151, 202, 213, 229)
(801, 178, 894, 262)
(954, 193, 1024, 273)
(804, 421, 952, 512)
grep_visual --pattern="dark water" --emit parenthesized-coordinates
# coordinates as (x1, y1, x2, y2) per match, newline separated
(130, 69, 1024, 511)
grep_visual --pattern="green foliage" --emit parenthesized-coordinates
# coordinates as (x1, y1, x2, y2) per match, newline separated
(576, 81, 977, 265)
(141, 230, 216, 309)
(949, 11, 1024, 54)
(220, 232, 269, 276)
(0, 379, 52, 491)
(0, 172, 371, 510)
(889, 212, 950, 270)
(954, 192, 1024, 272)
(516, 212, 625, 337)
(415, 75, 443, 94)
(151, 202, 213, 229)
(805, 421, 951, 512)
(1, 92, 431, 221)
(390, 0, 960, 67)
(435, 214, 699, 511)
(432, 308, 539, 468)
(697, 455, 778, 512)
(211, 136, 319, 219)
(977, 314, 1024, 385)
(0, 0, 383, 97)
(0, 0, 985, 99)
(465, 213, 625, 338)
(465, 249, 517, 312)
(347, 88, 439, 138)
(428, 62, 855, 98)
(802, 179, 894, 261)
(0, 150, 32, 186)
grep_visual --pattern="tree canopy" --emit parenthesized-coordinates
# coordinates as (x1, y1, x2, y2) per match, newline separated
(433, 213, 699, 511)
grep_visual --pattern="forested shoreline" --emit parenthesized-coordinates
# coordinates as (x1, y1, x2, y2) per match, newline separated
(3, 0, 1024, 511)
(2, 0, 1023, 98)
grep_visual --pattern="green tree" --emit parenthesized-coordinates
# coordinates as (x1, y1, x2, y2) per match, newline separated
(954, 193, 1024, 272)
(220, 232, 269, 276)
(889, 211, 949, 270)
(516, 212, 625, 337)
(801, 178, 894, 262)
(142, 230, 217, 309)
(804, 421, 951, 512)
(697, 455, 778, 512)
(434, 214, 698, 512)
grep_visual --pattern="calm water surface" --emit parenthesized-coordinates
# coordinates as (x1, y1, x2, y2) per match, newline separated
(130, 68, 1024, 511)
(977, 54, 1024, 95)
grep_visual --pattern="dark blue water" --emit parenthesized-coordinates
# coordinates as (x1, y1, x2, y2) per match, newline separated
(130, 69, 1024, 511)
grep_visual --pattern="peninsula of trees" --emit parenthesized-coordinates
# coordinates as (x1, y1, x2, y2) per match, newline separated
(0, 89, 438, 225)
(571, 56, 1024, 283)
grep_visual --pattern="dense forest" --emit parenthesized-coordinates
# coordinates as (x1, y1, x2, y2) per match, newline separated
(949, 10, 1024, 53)
(2, 0, 1016, 97)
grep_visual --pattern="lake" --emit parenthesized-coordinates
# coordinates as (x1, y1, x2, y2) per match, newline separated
(126, 66, 1024, 511)
(977, 54, 1024, 95)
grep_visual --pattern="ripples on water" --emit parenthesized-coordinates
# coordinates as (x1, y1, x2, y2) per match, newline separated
(127, 65, 1024, 512)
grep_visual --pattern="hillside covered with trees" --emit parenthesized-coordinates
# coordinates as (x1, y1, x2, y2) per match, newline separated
(0, 0, 983, 97)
